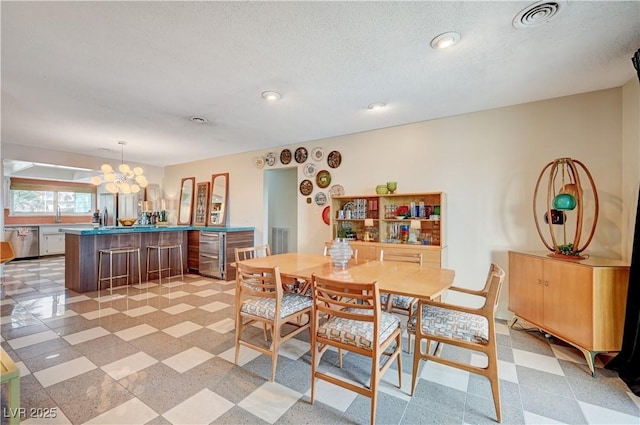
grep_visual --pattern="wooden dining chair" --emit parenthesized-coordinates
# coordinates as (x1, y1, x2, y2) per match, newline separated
(408, 263, 505, 422)
(234, 262, 312, 382)
(1, 241, 16, 264)
(378, 249, 423, 314)
(234, 244, 271, 262)
(310, 273, 402, 425)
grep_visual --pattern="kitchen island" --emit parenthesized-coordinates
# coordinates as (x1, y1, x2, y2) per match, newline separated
(59, 226, 254, 292)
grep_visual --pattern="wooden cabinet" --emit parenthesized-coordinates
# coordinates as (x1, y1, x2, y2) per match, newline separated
(330, 192, 447, 266)
(508, 251, 629, 375)
(187, 230, 200, 272)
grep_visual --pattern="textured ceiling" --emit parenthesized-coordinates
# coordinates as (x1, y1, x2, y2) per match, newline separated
(2, 1, 639, 167)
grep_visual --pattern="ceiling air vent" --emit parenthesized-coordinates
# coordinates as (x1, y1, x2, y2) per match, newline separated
(513, 1, 562, 29)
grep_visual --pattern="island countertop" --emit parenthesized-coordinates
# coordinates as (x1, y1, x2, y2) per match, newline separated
(59, 225, 255, 235)
(61, 225, 255, 292)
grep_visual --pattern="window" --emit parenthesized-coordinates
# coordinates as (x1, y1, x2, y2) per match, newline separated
(10, 178, 95, 215)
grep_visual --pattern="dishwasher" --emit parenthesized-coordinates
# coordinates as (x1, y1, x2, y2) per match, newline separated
(4, 226, 39, 259)
(199, 231, 226, 279)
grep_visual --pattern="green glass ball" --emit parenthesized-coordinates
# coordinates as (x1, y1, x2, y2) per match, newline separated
(552, 193, 577, 210)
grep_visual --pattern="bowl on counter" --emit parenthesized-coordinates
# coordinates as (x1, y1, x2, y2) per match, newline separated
(118, 218, 137, 227)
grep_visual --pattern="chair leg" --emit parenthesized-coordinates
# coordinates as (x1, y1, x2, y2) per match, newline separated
(370, 354, 379, 425)
(178, 245, 184, 280)
(411, 336, 422, 396)
(396, 333, 403, 389)
(234, 314, 242, 365)
(490, 375, 502, 423)
(270, 322, 280, 382)
(310, 337, 318, 405)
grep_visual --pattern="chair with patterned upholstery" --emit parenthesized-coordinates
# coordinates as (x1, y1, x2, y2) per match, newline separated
(234, 262, 312, 382)
(407, 263, 505, 422)
(378, 249, 422, 314)
(309, 273, 402, 425)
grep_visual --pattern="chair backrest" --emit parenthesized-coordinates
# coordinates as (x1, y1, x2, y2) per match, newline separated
(236, 262, 283, 301)
(483, 263, 506, 313)
(1, 241, 16, 264)
(311, 273, 381, 346)
(235, 244, 271, 262)
(323, 241, 358, 260)
(379, 249, 423, 265)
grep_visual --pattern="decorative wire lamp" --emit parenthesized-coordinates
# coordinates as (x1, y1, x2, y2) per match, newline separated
(533, 157, 599, 259)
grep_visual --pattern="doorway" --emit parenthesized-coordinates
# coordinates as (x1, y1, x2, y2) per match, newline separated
(264, 168, 297, 254)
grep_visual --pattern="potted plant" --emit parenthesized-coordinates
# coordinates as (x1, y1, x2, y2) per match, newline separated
(556, 243, 583, 258)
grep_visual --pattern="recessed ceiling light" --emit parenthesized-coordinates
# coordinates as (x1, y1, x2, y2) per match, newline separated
(261, 91, 281, 101)
(367, 102, 387, 110)
(189, 116, 207, 123)
(430, 32, 460, 49)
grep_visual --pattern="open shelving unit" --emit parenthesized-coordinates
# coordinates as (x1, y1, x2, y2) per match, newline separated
(330, 192, 447, 266)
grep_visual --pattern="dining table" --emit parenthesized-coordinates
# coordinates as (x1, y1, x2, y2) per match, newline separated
(233, 252, 456, 301)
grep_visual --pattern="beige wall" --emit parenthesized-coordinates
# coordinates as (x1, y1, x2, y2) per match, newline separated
(622, 78, 640, 261)
(164, 87, 632, 319)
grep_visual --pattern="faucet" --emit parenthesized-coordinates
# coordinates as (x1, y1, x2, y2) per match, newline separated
(55, 205, 61, 223)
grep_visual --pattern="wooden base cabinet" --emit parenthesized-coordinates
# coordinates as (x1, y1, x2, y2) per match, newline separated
(187, 230, 200, 272)
(508, 251, 629, 375)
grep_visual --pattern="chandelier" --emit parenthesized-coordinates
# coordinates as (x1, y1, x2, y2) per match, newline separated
(91, 141, 148, 194)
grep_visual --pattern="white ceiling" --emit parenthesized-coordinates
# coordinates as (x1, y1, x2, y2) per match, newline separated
(2, 1, 639, 168)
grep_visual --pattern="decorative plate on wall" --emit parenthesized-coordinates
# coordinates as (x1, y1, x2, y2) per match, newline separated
(280, 149, 292, 165)
(316, 169, 331, 188)
(322, 206, 331, 225)
(315, 192, 327, 206)
(295, 147, 308, 163)
(327, 150, 342, 168)
(265, 152, 277, 166)
(311, 147, 324, 161)
(303, 163, 317, 177)
(299, 179, 313, 196)
(328, 184, 345, 197)
(254, 156, 265, 169)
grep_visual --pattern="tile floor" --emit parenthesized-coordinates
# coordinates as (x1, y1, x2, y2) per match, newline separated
(1, 256, 639, 425)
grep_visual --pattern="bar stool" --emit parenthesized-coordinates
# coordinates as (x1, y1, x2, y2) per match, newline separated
(97, 247, 142, 299)
(146, 243, 184, 285)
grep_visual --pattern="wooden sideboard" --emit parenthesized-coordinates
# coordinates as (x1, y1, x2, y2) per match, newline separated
(508, 250, 630, 375)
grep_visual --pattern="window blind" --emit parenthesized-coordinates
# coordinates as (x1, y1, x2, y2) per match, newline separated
(9, 177, 96, 194)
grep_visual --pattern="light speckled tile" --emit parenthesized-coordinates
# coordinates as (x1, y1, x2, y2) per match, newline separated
(239, 381, 302, 424)
(162, 303, 195, 315)
(162, 320, 202, 337)
(33, 356, 97, 387)
(199, 301, 229, 312)
(101, 351, 158, 380)
(115, 323, 159, 341)
(8, 329, 60, 350)
(62, 326, 110, 345)
(514, 348, 564, 375)
(83, 397, 158, 425)
(162, 346, 214, 373)
(207, 317, 235, 334)
(163, 388, 233, 424)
